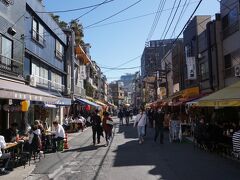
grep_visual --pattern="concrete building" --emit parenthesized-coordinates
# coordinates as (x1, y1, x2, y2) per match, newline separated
(183, 15, 211, 89)
(24, 0, 68, 126)
(109, 81, 124, 107)
(141, 39, 174, 103)
(120, 73, 135, 105)
(198, 14, 224, 93)
(0, 0, 26, 129)
(220, 0, 240, 86)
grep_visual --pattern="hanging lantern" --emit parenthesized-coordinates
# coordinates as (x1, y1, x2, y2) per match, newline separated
(85, 105, 91, 111)
(21, 100, 29, 112)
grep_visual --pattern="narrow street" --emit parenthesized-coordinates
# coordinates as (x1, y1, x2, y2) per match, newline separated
(26, 117, 240, 180)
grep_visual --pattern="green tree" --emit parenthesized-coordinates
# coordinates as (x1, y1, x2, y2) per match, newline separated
(70, 20, 85, 46)
(50, 14, 85, 46)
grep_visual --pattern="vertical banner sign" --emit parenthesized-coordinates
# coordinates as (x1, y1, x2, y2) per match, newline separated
(79, 65, 86, 80)
(185, 46, 196, 80)
(186, 57, 197, 80)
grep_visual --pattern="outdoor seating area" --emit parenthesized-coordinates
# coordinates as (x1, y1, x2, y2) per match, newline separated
(0, 121, 69, 175)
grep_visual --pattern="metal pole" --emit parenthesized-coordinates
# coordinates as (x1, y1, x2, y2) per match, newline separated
(165, 62, 169, 97)
(70, 29, 75, 100)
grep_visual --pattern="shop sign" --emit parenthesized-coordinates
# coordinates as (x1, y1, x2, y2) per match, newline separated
(182, 87, 199, 99)
(159, 87, 166, 99)
(1, 104, 21, 112)
(186, 57, 197, 80)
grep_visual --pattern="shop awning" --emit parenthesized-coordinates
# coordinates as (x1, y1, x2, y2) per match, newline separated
(0, 78, 57, 103)
(75, 45, 90, 65)
(75, 97, 100, 107)
(197, 81, 240, 107)
(54, 98, 72, 106)
(95, 100, 107, 107)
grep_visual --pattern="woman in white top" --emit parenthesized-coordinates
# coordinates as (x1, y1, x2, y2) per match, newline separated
(134, 109, 147, 144)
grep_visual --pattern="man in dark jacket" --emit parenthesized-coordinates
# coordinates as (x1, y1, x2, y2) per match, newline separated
(153, 109, 165, 144)
(90, 109, 102, 145)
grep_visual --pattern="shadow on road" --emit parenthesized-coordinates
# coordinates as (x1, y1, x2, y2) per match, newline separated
(62, 144, 106, 153)
(112, 125, 240, 180)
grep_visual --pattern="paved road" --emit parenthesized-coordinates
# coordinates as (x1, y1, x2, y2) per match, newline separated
(28, 117, 240, 180)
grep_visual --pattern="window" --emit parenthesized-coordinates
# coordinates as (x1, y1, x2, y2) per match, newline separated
(32, 19, 44, 45)
(32, 62, 40, 83)
(31, 62, 48, 86)
(200, 62, 209, 80)
(1, 36, 12, 66)
(23, 57, 30, 77)
(222, 7, 239, 38)
(224, 54, 232, 69)
(39, 66, 48, 86)
(51, 72, 62, 90)
(56, 40, 64, 60)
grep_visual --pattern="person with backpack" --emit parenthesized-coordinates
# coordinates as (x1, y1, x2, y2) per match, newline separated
(90, 109, 102, 145)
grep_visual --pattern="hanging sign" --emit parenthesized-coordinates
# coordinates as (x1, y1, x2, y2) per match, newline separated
(186, 57, 197, 80)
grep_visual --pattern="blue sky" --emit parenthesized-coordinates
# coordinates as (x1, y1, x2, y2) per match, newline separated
(44, 0, 220, 82)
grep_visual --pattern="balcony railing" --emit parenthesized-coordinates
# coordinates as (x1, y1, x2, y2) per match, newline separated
(74, 85, 86, 97)
(31, 74, 65, 92)
(0, 54, 23, 76)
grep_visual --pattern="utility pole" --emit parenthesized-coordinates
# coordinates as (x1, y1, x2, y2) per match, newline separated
(70, 28, 75, 101)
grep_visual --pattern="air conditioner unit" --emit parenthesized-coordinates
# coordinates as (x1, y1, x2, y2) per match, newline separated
(28, 75, 37, 87)
(235, 65, 240, 77)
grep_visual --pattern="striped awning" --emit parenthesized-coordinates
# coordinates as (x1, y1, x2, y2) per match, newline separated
(0, 78, 57, 103)
(197, 81, 240, 107)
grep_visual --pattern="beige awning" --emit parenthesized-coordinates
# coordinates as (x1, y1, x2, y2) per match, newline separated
(0, 78, 58, 103)
(197, 81, 240, 107)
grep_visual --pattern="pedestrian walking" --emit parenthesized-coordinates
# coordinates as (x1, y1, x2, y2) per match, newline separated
(90, 109, 102, 145)
(133, 108, 147, 144)
(125, 109, 130, 125)
(154, 108, 165, 144)
(102, 111, 113, 146)
(118, 110, 124, 125)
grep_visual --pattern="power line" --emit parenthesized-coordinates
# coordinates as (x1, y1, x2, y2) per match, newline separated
(23, 1, 199, 39)
(83, 0, 143, 29)
(146, 0, 166, 41)
(86, 0, 198, 29)
(35, 0, 115, 13)
(102, 55, 141, 73)
(170, 0, 190, 38)
(101, 66, 140, 70)
(160, 0, 178, 40)
(161, 0, 203, 69)
(162, 0, 182, 40)
(73, 0, 110, 21)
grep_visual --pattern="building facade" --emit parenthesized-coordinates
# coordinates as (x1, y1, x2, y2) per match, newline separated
(220, 0, 240, 86)
(24, 0, 68, 126)
(109, 81, 124, 107)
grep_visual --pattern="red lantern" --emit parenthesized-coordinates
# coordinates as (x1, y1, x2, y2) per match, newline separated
(85, 105, 91, 111)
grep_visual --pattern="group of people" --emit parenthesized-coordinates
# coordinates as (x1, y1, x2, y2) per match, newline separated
(62, 114, 86, 132)
(118, 108, 133, 125)
(0, 120, 66, 174)
(90, 109, 113, 146)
